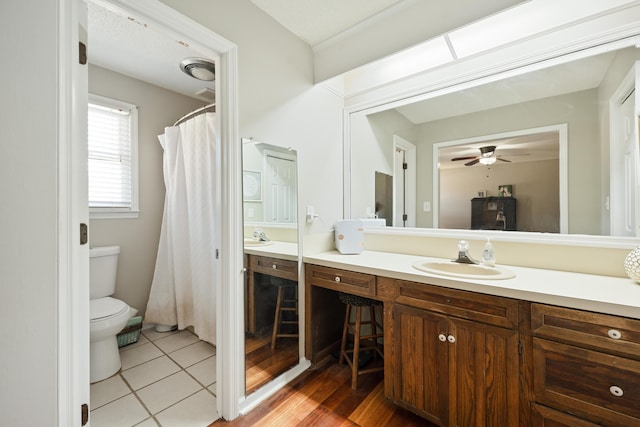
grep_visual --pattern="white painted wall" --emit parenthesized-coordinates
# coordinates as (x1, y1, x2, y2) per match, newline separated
(88, 64, 204, 317)
(159, 0, 345, 236)
(0, 2, 61, 425)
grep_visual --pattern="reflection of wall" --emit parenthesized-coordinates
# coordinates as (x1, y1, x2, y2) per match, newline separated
(440, 159, 559, 232)
(351, 109, 417, 219)
(417, 89, 599, 234)
(88, 65, 204, 317)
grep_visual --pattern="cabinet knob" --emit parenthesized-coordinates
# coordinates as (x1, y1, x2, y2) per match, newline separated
(608, 329, 622, 340)
(335, 276, 341, 283)
(609, 385, 624, 397)
(447, 335, 456, 343)
(438, 334, 447, 342)
(272, 264, 277, 269)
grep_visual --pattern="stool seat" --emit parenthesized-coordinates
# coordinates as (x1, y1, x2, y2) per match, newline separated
(271, 278, 298, 349)
(338, 293, 382, 306)
(338, 292, 384, 390)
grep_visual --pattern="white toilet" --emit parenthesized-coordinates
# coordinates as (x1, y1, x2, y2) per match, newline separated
(90, 245, 133, 383)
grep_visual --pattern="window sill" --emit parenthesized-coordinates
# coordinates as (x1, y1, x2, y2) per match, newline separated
(90, 210, 140, 220)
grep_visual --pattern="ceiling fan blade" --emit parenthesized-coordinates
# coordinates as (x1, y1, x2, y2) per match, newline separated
(465, 159, 480, 166)
(497, 158, 512, 162)
(451, 156, 478, 161)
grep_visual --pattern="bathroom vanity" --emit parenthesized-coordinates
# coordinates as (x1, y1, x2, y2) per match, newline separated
(243, 242, 298, 336)
(304, 250, 640, 426)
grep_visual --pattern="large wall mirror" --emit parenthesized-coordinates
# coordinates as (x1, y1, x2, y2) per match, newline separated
(349, 41, 640, 238)
(241, 138, 300, 397)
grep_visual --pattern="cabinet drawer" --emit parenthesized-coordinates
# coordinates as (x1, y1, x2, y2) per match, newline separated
(250, 255, 298, 281)
(305, 264, 376, 297)
(533, 338, 640, 426)
(531, 403, 600, 427)
(395, 280, 518, 329)
(531, 303, 640, 360)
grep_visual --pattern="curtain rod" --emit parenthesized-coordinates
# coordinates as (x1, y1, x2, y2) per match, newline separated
(173, 103, 216, 126)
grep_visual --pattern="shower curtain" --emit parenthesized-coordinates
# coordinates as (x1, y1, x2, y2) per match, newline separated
(145, 112, 217, 345)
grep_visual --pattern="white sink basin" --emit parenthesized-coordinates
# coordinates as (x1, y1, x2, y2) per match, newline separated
(412, 260, 515, 280)
(244, 238, 274, 247)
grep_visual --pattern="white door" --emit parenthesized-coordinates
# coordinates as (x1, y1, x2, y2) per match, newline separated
(264, 152, 297, 223)
(610, 63, 639, 236)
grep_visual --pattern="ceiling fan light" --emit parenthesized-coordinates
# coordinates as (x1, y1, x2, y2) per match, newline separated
(479, 157, 496, 165)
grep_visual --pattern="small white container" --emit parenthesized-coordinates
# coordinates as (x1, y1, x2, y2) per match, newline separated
(335, 220, 365, 254)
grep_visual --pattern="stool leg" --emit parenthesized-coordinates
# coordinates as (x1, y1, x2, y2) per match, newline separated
(351, 305, 362, 390)
(271, 286, 284, 350)
(339, 304, 351, 366)
(369, 305, 378, 360)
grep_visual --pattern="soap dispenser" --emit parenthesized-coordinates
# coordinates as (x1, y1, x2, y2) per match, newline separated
(482, 238, 496, 267)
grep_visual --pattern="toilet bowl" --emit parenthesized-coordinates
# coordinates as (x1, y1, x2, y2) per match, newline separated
(90, 246, 132, 383)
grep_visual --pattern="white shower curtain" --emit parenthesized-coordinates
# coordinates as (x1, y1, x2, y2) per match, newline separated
(145, 112, 217, 345)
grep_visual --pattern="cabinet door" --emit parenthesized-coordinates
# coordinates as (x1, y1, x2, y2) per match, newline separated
(393, 304, 449, 425)
(449, 317, 520, 427)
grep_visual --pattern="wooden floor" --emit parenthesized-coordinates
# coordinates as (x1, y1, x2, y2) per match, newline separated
(244, 334, 299, 395)
(212, 355, 432, 427)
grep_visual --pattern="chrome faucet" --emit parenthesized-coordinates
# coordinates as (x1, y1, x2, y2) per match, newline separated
(454, 240, 479, 264)
(252, 227, 270, 242)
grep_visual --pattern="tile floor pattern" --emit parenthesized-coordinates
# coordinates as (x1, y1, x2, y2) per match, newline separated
(90, 328, 218, 427)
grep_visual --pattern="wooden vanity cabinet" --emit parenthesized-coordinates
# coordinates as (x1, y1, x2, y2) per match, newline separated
(246, 254, 298, 335)
(530, 303, 640, 426)
(389, 280, 521, 427)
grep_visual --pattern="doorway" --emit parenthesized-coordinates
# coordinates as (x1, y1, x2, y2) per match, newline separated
(68, 0, 241, 421)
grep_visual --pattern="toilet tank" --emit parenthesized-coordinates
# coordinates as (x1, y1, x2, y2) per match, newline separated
(89, 245, 120, 300)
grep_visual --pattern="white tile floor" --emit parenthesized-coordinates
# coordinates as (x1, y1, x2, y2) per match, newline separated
(90, 328, 218, 427)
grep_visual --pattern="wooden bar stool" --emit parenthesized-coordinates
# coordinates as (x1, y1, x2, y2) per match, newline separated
(271, 278, 298, 349)
(338, 292, 384, 390)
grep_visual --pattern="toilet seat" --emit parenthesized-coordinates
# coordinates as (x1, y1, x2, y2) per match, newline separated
(90, 297, 129, 322)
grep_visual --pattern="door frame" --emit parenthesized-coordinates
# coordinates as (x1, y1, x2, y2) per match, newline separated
(392, 135, 416, 227)
(59, 0, 242, 422)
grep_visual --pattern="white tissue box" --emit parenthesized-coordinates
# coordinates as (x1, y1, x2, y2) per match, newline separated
(335, 220, 364, 254)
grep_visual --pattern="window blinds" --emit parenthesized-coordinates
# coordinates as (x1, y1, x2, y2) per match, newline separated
(88, 102, 133, 208)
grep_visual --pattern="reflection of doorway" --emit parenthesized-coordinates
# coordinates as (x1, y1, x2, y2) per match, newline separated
(393, 135, 416, 227)
(433, 124, 567, 233)
(610, 62, 639, 237)
(263, 150, 297, 223)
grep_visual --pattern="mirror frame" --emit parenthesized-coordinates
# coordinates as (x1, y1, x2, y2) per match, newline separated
(344, 17, 640, 249)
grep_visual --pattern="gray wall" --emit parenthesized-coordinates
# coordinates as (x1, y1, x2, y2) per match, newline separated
(88, 64, 204, 317)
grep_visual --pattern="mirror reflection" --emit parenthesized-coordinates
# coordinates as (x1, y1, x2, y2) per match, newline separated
(242, 138, 299, 396)
(350, 45, 640, 236)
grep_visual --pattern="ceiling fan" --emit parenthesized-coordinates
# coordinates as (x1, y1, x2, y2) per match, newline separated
(451, 145, 512, 166)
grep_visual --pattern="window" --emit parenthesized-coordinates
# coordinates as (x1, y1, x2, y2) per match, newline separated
(88, 94, 139, 218)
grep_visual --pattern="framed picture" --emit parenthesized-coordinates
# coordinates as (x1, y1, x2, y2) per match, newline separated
(498, 185, 513, 197)
(242, 170, 262, 201)
(477, 190, 487, 198)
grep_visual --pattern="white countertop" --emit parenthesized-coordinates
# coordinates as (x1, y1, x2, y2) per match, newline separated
(303, 250, 640, 320)
(243, 241, 299, 261)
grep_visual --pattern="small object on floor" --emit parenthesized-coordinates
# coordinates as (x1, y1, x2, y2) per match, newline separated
(154, 324, 178, 333)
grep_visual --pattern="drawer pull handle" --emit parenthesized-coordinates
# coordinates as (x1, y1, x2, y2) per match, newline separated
(335, 276, 341, 283)
(438, 334, 447, 342)
(610, 385, 624, 397)
(608, 329, 622, 340)
(447, 335, 456, 343)
(272, 264, 277, 269)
